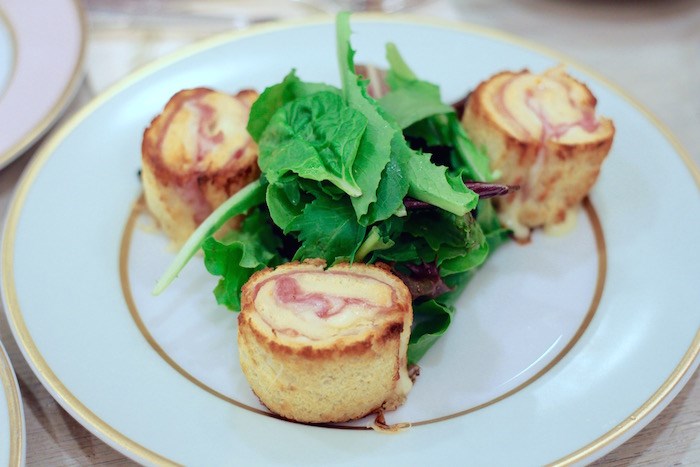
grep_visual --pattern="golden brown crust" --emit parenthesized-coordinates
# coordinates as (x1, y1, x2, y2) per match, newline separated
(462, 67, 614, 238)
(141, 88, 261, 246)
(238, 261, 413, 423)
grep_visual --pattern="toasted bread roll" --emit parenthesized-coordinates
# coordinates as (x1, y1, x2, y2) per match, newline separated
(238, 260, 413, 424)
(461, 67, 614, 239)
(141, 88, 260, 246)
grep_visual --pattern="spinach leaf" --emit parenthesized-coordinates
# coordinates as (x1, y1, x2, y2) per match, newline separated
(247, 70, 340, 142)
(265, 175, 305, 234)
(407, 299, 455, 365)
(287, 195, 366, 264)
(258, 91, 365, 197)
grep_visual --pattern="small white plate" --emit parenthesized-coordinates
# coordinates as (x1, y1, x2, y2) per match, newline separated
(0, 0, 85, 169)
(0, 341, 24, 466)
(2, 15, 699, 466)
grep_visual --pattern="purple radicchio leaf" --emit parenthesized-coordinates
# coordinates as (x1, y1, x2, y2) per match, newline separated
(394, 262, 452, 300)
(403, 181, 519, 210)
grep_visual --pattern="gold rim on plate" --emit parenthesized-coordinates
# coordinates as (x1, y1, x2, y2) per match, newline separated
(1, 13, 699, 465)
(0, 342, 23, 467)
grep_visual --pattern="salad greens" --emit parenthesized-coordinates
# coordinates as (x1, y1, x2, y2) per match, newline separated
(154, 12, 510, 365)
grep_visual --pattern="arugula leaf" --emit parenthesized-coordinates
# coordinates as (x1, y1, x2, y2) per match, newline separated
(354, 226, 395, 262)
(450, 117, 493, 182)
(405, 152, 478, 217)
(203, 208, 283, 310)
(379, 82, 453, 130)
(336, 13, 397, 221)
(382, 42, 493, 182)
(258, 91, 366, 197)
(287, 195, 366, 264)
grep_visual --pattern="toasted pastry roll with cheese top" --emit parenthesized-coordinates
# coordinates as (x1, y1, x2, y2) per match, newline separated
(141, 88, 260, 246)
(462, 67, 614, 239)
(238, 260, 414, 424)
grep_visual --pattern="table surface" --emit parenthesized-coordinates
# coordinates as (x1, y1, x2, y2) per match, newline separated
(0, 0, 699, 465)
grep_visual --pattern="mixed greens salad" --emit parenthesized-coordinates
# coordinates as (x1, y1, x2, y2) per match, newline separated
(154, 13, 511, 365)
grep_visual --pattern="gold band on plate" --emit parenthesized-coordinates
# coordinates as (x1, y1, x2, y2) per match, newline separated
(0, 344, 22, 467)
(1, 209, 178, 462)
(1, 12, 699, 465)
(119, 196, 606, 429)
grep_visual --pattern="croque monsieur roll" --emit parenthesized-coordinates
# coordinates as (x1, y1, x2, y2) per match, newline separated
(141, 88, 260, 246)
(461, 67, 614, 239)
(238, 260, 414, 424)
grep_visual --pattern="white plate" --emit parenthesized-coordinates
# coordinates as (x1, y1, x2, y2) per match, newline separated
(0, 0, 85, 169)
(2, 15, 699, 466)
(0, 340, 24, 466)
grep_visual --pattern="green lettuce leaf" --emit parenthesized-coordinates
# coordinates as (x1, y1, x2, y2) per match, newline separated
(354, 225, 395, 262)
(405, 152, 479, 217)
(336, 13, 402, 222)
(407, 299, 455, 365)
(265, 175, 305, 234)
(287, 195, 366, 264)
(247, 70, 340, 142)
(378, 82, 453, 130)
(203, 208, 283, 310)
(382, 42, 493, 182)
(476, 198, 512, 251)
(258, 91, 366, 196)
(359, 132, 411, 225)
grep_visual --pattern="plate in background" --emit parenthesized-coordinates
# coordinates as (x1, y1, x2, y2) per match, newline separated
(0, 0, 85, 169)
